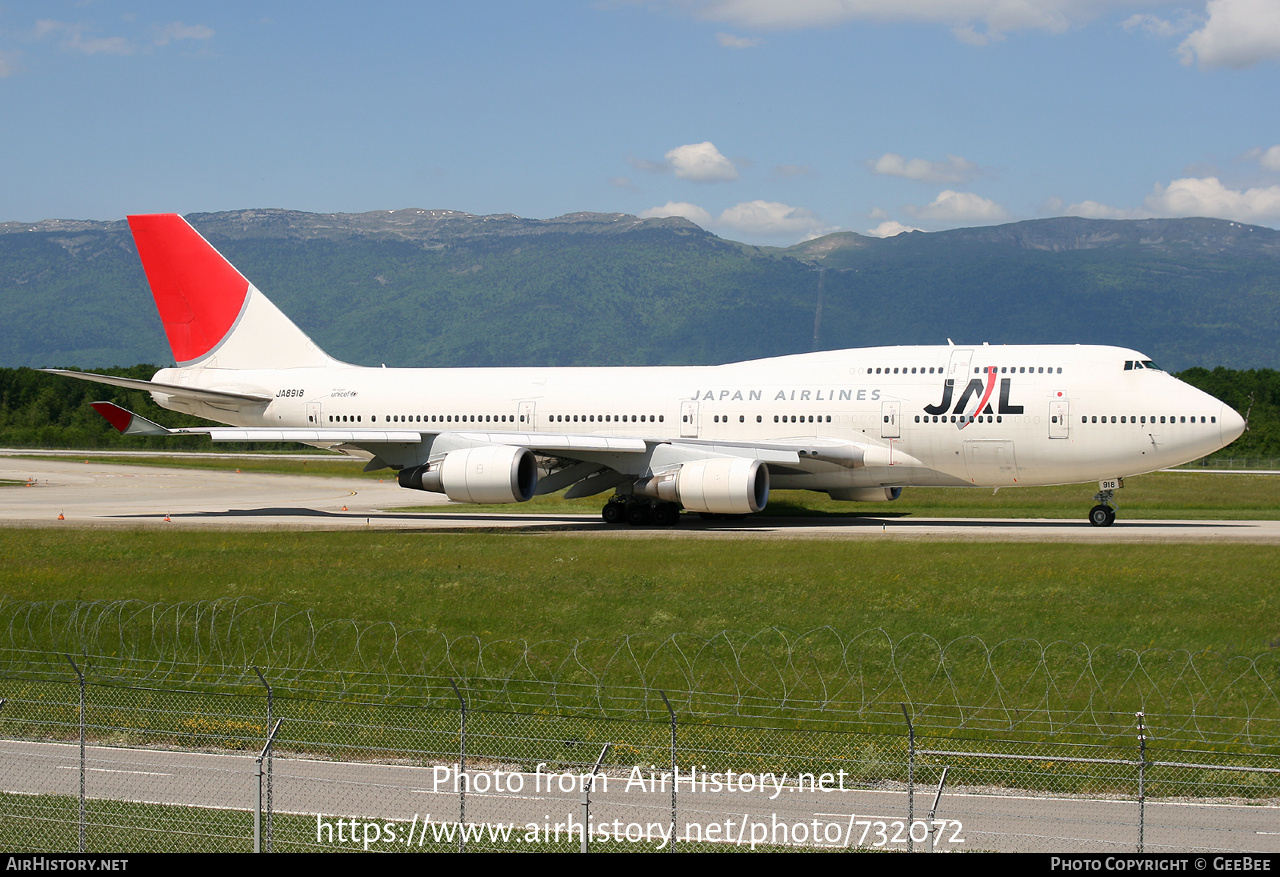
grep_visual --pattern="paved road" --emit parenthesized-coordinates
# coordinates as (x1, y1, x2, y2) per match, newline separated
(2, 739, 1276, 853)
(3, 455, 1279, 542)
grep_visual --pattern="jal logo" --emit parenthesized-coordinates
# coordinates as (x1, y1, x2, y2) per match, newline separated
(924, 366, 1025, 426)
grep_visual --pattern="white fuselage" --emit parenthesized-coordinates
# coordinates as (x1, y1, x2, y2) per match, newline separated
(154, 343, 1244, 492)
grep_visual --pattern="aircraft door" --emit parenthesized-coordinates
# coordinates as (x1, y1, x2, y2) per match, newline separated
(1049, 400, 1070, 438)
(518, 401, 536, 428)
(306, 402, 323, 426)
(964, 440, 1019, 485)
(680, 401, 699, 438)
(946, 348, 974, 384)
(880, 401, 901, 438)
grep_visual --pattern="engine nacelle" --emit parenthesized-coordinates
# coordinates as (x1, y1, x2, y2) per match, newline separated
(827, 486, 903, 502)
(398, 445, 537, 504)
(635, 458, 769, 514)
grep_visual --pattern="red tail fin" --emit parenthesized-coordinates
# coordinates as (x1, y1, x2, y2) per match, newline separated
(128, 214, 249, 365)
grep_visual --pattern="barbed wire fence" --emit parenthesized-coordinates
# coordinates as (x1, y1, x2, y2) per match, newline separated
(2, 658, 1278, 854)
(1, 598, 1279, 853)
(2, 597, 1278, 744)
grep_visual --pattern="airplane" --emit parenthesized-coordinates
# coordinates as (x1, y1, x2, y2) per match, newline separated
(46, 213, 1247, 528)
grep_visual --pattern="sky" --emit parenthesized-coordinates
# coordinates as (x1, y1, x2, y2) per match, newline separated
(2, 0, 1280, 245)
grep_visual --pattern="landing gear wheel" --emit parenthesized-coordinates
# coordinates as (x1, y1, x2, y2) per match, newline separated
(627, 504, 652, 526)
(1088, 504, 1116, 527)
(602, 502, 626, 525)
(651, 503, 679, 526)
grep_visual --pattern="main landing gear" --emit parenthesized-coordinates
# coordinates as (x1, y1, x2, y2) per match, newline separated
(602, 496, 681, 527)
(1088, 485, 1120, 527)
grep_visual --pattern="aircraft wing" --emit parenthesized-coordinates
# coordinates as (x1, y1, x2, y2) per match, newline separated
(42, 369, 273, 405)
(89, 402, 903, 475)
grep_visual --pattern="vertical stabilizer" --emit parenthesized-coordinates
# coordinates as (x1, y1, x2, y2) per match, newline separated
(127, 214, 339, 370)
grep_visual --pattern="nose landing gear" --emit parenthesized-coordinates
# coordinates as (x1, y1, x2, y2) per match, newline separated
(1088, 480, 1121, 527)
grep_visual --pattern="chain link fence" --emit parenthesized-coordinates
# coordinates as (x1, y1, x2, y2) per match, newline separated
(1, 653, 1277, 853)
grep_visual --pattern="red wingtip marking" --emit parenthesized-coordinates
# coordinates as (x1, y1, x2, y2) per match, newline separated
(128, 214, 249, 364)
(91, 401, 133, 433)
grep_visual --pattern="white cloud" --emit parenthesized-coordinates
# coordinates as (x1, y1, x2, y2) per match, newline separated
(869, 152, 980, 184)
(1060, 175, 1280, 223)
(685, 1, 1151, 42)
(774, 163, 814, 178)
(1257, 146, 1280, 172)
(641, 198, 833, 241)
(867, 220, 921, 237)
(665, 141, 740, 182)
(1144, 176, 1280, 221)
(1178, 0, 1280, 68)
(951, 25, 1006, 46)
(153, 22, 215, 46)
(31, 18, 213, 56)
(34, 20, 134, 54)
(1062, 199, 1150, 219)
(638, 201, 714, 225)
(905, 190, 1009, 222)
(716, 32, 761, 47)
(1122, 12, 1194, 38)
(716, 200, 827, 236)
(0, 50, 17, 77)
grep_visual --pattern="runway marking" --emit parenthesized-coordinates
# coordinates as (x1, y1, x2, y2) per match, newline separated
(58, 766, 173, 777)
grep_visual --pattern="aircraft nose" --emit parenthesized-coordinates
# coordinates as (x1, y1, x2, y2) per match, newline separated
(1220, 403, 1246, 446)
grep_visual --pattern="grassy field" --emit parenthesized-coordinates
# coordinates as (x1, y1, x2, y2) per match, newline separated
(2, 457, 1277, 738)
(2, 528, 1277, 656)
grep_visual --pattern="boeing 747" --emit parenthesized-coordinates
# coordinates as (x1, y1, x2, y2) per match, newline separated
(48, 214, 1247, 527)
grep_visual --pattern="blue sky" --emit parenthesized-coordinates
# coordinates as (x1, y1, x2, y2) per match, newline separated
(3, 1, 1279, 244)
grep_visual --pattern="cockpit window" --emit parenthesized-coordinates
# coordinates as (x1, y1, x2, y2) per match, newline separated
(1142, 360, 1162, 371)
(1124, 360, 1164, 371)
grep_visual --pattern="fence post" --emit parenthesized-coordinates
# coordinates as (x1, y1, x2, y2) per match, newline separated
(254, 718, 283, 853)
(660, 691, 676, 853)
(581, 743, 611, 853)
(253, 667, 273, 852)
(66, 656, 85, 854)
(1136, 712, 1147, 853)
(926, 766, 949, 852)
(449, 679, 466, 853)
(901, 704, 914, 853)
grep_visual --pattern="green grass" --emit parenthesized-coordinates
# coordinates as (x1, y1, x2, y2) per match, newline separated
(2, 528, 1278, 655)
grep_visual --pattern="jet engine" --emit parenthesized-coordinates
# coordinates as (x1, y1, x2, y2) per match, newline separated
(398, 445, 538, 504)
(635, 457, 769, 514)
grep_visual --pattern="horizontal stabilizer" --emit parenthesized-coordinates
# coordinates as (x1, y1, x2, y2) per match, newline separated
(91, 402, 173, 436)
(41, 369, 272, 405)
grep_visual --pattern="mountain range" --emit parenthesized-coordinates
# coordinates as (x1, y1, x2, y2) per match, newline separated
(2, 209, 1277, 371)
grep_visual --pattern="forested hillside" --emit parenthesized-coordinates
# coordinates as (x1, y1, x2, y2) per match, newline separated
(2, 210, 1278, 372)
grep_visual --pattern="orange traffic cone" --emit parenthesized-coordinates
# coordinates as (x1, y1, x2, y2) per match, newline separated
(164, 514, 171, 522)
(341, 505, 349, 512)
(57, 511, 65, 520)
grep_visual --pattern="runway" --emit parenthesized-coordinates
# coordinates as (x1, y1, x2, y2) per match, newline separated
(3, 454, 1279, 542)
(5, 739, 1276, 853)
